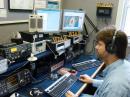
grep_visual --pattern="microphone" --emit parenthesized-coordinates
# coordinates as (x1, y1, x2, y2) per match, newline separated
(27, 53, 37, 62)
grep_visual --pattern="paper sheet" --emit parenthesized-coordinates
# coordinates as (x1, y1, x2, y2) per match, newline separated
(0, 9, 7, 17)
(0, 0, 4, 8)
(35, 0, 47, 9)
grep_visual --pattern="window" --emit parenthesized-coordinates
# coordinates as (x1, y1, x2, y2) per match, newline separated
(120, 0, 130, 36)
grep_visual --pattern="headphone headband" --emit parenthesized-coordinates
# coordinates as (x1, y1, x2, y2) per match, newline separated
(106, 30, 118, 54)
(111, 30, 118, 50)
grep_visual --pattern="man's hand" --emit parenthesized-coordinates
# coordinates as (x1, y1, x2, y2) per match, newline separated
(79, 74, 93, 84)
(65, 91, 78, 97)
(65, 74, 92, 97)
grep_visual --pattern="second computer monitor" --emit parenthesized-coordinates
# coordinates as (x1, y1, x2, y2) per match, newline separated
(36, 9, 62, 33)
(62, 10, 85, 32)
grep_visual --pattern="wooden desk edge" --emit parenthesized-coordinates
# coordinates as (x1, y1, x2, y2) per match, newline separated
(75, 62, 104, 96)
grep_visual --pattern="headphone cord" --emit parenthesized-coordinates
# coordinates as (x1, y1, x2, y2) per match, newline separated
(46, 42, 58, 59)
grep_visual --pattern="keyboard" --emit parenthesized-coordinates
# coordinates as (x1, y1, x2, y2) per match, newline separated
(72, 59, 100, 71)
(45, 73, 77, 97)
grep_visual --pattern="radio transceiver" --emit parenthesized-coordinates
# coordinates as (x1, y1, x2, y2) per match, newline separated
(20, 31, 44, 42)
(64, 39, 71, 48)
(0, 69, 32, 97)
(47, 41, 65, 52)
(70, 34, 83, 44)
(24, 40, 46, 55)
(0, 43, 31, 63)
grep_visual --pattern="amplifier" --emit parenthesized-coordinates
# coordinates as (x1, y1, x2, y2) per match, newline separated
(51, 60, 64, 72)
(50, 54, 65, 72)
(47, 41, 65, 52)
(69, 34, 83, 44)
(0, 69, 32, 97)
(64, 39, 71, 48)
(0, 43, 31, 63)
(20, 31, 44, 42)
(24, 40, 46, 55)
(31, 40, 46, 55)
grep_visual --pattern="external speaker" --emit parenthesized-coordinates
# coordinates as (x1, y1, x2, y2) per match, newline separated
(29, 15, 43, 32)
(29, 15, 37, 32)
(37, 15, 43, 32)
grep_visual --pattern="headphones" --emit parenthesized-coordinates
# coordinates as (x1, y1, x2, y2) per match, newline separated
(106, 30, 118, 54)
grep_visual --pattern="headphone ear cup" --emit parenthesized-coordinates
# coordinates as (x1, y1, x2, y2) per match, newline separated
(106, 44, 112, 53)
(106, 44, 116, 54)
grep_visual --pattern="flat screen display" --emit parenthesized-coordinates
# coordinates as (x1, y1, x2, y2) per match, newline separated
(62, 10, 85, 31)
(36, 9, 62, 33)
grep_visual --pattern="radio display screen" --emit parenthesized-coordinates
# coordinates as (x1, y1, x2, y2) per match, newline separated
(10, 48, 17, 53)
(36, 43, 42, 47)
(6, 75, 18, 92)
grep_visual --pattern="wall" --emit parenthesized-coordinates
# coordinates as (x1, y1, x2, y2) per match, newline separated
(0, 0, 32, 43)
(0, 23, 28, 43)
(0, 0, 31, 21)
(62, 0, 119, 54)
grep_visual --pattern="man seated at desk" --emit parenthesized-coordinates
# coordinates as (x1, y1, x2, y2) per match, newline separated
(65, 25, 130, 97)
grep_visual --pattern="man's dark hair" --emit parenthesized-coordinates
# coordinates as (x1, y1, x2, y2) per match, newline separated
(96, 25, 128, 59)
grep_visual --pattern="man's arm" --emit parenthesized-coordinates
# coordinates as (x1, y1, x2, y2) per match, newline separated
(92, 79, 103, 87)
(93, 83, 127, 97)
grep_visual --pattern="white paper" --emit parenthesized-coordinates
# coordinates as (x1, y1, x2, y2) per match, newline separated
(35, 0, 47, 9)
(10, 0, 33, 10)
(0, 0, 4, 8)
(0, 9, 7, 17)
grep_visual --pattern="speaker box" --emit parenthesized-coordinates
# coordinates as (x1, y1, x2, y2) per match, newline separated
(29, 15, 43, 32)
(37, 15, 43, 32)
(29, 15, 37, 32)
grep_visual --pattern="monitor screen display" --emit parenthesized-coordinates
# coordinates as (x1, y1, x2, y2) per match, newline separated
(36, 9, 62, 33)
(62, 10, 85, 31)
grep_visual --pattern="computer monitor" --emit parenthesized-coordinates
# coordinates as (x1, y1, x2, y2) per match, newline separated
(62, 10, 85, 32)
(36, 9, 62, 33)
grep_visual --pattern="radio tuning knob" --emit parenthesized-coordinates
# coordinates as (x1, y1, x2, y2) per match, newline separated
(20, 79, 24, 83)
(21, 50, 26, 55)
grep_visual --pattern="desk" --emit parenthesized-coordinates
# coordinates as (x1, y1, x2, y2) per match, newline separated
(16, 54, 103, 97)
(0, 50, 53, 78)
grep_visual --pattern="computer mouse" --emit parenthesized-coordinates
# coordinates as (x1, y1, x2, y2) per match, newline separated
(69, 69, 76, 73)
(69, 69, 77, 75)
(29, 87, 43, 97)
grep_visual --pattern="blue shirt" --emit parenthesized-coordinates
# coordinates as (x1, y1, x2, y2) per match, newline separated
(80, 59, 130, 97)
(92, 59, 130, 97)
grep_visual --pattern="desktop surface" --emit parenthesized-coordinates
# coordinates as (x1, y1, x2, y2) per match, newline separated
(16, 54, 101, 97)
